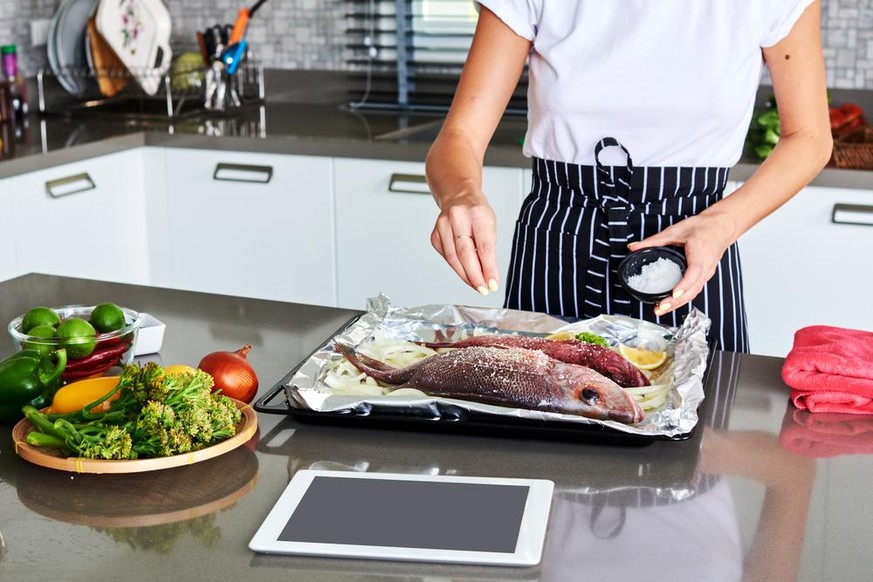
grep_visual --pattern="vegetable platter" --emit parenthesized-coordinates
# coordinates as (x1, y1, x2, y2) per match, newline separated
(12, 398, 256, 474)
(256, 296, 713, 443)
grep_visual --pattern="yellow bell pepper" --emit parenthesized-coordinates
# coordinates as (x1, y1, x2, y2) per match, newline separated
(49, 376, 121, 414)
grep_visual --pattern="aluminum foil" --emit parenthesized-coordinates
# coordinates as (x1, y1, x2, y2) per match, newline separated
(285, 296, 711, 438)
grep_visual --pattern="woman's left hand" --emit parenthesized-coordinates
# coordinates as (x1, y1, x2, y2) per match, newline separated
(627, 212, 737, 316)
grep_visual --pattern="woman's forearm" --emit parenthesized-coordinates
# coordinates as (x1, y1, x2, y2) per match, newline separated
(425, 127, 486, 209)
(700, 127, 833, 244)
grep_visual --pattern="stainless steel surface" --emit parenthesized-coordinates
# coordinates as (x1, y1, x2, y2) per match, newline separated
(0, 274, 869, 581)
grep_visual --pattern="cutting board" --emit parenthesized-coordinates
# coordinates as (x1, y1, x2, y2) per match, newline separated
(94, 0, 172, 96)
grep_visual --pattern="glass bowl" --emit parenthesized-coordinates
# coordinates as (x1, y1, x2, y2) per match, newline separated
(618, 247, 687, 303)
(8, 305, 143, 382)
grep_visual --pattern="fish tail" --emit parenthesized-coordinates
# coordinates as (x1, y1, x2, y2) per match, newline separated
(334, 343, 412, 385)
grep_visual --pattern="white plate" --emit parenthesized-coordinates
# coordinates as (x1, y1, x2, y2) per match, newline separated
(55, 0, 99, 96)
(46, 0, 71, 92)
(95, 0, 172, 95)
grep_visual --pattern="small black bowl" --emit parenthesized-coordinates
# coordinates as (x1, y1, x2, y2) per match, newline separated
(618, 247, 687, 303)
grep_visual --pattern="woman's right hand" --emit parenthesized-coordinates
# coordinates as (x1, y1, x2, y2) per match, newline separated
(431, 189, 500, 296)
(425, 6, 531, 297)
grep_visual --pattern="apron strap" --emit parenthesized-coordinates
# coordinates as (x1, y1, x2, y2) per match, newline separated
(594, 137, 634, 193)
(592, 137, 636, 316)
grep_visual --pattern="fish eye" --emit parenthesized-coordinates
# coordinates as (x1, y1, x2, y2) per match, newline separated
(581, 388, 600, 403)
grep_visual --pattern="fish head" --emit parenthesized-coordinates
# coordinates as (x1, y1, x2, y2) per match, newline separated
(571, 383, 645, 424)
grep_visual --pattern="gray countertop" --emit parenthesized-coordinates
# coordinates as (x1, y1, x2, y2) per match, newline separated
(1, 70, 872, 190)
(0, 274, 868, 581)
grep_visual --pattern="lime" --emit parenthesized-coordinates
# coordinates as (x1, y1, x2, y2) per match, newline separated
(22, 325, 57, 357)
(56, 318, 97, 359)
(89, 302, 126, 333)
(21, 306, 61, 333)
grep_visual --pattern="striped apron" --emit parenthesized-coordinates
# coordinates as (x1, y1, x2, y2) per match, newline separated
(504, 138, 749, 353)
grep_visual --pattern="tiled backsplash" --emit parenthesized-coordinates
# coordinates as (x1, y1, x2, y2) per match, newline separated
(1, 0, 871, 89)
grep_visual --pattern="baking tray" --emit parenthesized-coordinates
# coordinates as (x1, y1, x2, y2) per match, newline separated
(254, 314, 718, 445)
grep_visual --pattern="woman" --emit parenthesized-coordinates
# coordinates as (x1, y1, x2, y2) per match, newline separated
(425, 0, 832, 352)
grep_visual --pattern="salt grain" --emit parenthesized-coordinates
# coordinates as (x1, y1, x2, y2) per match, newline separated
(627, 258, 682, 294)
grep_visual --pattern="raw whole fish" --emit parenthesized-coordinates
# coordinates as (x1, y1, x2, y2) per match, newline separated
(420, 335, 650, 388)
(336, 344, 645, 424)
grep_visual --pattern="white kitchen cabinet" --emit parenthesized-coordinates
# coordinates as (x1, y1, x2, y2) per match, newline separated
(0, 185, 19, 282)
(163, 149, 336, 306)
(740, 185, 873, 357)
(335, 158, 524, 310)
(5, 149, 150, 285)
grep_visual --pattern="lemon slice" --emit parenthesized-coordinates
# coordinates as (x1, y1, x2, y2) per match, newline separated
(618, 344, 668, 370)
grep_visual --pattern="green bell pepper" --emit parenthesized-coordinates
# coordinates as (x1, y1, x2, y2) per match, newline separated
(0, 348, 67, 424)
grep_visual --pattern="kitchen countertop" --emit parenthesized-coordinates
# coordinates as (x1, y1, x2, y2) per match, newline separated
(0, 274, 870, 581)
(0, 70, 871, 190)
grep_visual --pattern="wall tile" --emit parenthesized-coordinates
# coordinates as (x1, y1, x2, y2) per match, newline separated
(0, 0, 870, 90)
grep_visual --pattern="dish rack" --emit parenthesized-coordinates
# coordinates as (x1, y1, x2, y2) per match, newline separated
(36, 60, 265, 120)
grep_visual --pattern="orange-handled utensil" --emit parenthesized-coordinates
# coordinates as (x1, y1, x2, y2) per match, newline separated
(229, 0, 269, 45)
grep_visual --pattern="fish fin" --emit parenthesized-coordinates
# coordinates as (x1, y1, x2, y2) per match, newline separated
(334, 342, 407, 384)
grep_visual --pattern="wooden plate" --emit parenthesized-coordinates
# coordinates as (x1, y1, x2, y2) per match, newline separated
(12, 399, 257, 474)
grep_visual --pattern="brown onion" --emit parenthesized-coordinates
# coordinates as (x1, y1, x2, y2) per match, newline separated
(198, 344, 259, 403)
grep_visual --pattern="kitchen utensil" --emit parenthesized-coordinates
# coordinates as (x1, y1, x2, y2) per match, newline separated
(221, 39, 247, 76)
(94, 0, 172, 96)
(196, 31, 210, 66)
(203, 26, 226, 110)
(86, 16, 129, 97)
(617, 247, 687, 303)
(229, 0, 269, 45)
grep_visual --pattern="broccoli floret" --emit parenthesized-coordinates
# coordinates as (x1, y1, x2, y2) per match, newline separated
(24, 362, 242, 461)
(576, 331, 610, 347)
(80, 426, 135, 460)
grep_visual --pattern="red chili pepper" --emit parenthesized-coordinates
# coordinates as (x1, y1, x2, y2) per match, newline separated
(61, 342, 131, 381)
(62, 363, 118, 381)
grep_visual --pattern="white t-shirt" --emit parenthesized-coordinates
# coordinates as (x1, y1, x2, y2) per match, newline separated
(476, 0, 816, 167)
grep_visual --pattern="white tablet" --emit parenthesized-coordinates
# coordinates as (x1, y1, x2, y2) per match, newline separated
(249, 470, 554, 567)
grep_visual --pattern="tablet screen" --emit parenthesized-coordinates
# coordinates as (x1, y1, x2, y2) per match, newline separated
(250, 470, 554, 566)
(278, 476, 528, 553)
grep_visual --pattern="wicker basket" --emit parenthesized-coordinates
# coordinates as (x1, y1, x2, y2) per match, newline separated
(832, 126, 873, 170)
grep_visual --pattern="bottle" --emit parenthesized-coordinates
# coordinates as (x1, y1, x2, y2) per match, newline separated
(0, 69, 10, 124)
(1, 45, 28, 124)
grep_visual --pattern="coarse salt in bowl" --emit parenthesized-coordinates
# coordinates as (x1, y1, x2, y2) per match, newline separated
(618, 247, 687, 303)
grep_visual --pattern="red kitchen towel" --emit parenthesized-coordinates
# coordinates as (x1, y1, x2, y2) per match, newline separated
(780, 407, 873, 457)
(782, 325, 873, 414)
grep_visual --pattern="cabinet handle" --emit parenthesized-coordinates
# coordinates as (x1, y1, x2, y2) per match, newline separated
(388, 173, 431, 195)
(213, 163, 273, 184)
(45, 173, 95, 198)
(832, 203, 873, 227)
